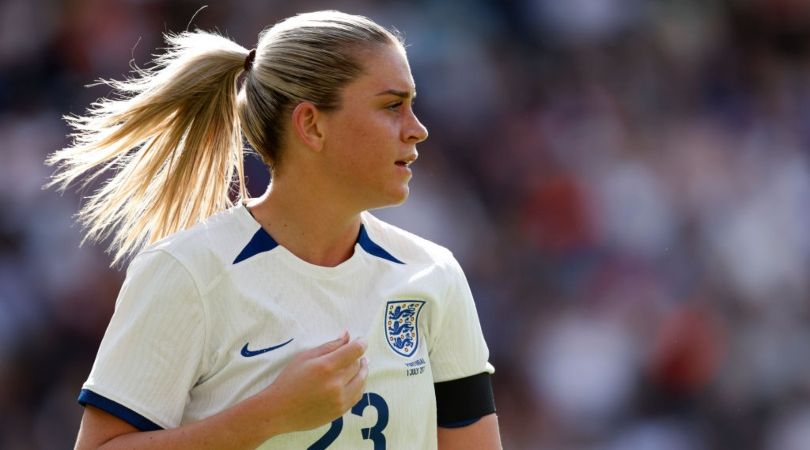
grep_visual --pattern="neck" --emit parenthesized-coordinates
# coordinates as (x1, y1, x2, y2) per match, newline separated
(245, 175, 362, 267)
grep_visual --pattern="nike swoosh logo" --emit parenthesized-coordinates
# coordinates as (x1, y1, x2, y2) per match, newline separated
(240, 338, 294, 357)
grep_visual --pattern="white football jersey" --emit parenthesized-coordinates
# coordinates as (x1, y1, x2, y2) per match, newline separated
(80, 203, 494, 449)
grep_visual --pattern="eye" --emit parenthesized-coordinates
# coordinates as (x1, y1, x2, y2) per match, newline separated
(386, 101, 403, 111)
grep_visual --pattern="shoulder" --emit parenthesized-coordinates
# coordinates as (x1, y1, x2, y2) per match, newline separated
(128, 204, 256, 288)
(361, 211, 459, 270)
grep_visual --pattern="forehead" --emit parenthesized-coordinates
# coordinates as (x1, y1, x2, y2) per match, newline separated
(348, 44, 415, 95)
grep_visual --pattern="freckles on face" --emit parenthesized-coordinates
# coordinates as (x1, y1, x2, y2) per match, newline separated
(321, 43, 424, 209)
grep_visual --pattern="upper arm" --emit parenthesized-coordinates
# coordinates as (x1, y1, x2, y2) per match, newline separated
(430, 258, 500, 448)
(437, 413, 502, 450)
(80, 250, 205, 429)
(429, 256, 493, 382)
(75, 406, 139, 450)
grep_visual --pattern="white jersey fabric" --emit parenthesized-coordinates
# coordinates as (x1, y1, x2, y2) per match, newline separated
(80, 203, 494, 449)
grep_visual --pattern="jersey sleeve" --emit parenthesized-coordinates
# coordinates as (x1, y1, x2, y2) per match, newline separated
(78, 249, 207, 430)
(428, 255, 495, 383)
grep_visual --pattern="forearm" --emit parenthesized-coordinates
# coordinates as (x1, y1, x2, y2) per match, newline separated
(78, 334, 366, 450)
(85, 393, 286, 450)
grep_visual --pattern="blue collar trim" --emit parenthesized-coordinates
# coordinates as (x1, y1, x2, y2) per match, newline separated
(233, 224, 404, 265)
(357, 224, 404, 264)
(233, 227, 279, 264)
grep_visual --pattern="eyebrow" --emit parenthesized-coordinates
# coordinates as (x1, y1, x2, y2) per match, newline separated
(375, 89, 417, 99)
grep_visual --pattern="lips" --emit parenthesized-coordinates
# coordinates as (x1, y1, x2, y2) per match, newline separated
(395, 152, 418, 167)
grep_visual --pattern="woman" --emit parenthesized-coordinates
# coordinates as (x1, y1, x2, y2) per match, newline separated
(49, 10, 501, 449)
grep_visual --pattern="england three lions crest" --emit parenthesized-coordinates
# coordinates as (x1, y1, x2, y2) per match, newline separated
(385, 300, 425, 357)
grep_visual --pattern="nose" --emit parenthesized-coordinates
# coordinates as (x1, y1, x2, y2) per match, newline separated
(403, 109, 428, 144)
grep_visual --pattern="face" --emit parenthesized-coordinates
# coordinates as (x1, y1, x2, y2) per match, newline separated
(318, 43, 429, 211)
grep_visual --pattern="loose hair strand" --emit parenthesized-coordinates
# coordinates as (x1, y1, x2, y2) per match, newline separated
(47, 30, 250, 265)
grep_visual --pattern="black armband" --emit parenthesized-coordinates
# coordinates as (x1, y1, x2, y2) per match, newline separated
(435, 372, 496, 428)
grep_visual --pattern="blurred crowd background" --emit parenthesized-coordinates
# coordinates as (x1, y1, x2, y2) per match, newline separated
(2, 0, 810, 449)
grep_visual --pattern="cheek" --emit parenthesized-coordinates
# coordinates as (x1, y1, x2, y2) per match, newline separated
(327, 133, 379, 183)
(338, 121, 394, 169)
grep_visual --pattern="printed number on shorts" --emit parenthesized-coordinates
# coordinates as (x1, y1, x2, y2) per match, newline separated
(307, 392, 389, 450)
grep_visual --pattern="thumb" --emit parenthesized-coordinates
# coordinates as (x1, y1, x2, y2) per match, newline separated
(305, 330, 350, 358)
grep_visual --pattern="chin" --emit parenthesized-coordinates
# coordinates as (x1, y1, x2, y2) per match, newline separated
(367, 185, 410, 210)
(390, 184, 411, 205)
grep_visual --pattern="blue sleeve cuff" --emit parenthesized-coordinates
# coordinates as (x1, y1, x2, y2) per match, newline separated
(439, 417, 482, 428)
(78, 389, 163, 432)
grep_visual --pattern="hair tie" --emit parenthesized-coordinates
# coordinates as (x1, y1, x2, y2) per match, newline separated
(244, 49, 256, 72)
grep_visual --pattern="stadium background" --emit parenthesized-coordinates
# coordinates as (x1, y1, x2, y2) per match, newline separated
(2, 0, 810, 448)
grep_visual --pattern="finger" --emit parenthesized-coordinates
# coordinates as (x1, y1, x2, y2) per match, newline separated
(320, 337, 367, 369)
(345, 357, 369, 399)
(339, 356, 365, 384)
(305, 330, 350, 359)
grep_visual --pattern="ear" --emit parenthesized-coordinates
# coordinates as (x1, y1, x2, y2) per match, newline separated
(291, 102, 325, 152)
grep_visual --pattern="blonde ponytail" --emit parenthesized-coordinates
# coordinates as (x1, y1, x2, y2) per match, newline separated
(47, 31, 250, 265)
(49, 11, 404, 266)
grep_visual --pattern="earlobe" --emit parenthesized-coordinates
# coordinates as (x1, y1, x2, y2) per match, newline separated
(291, 102, 325, 152)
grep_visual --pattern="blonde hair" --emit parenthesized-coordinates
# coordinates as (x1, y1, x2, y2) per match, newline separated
(47, 11, 400, 265)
